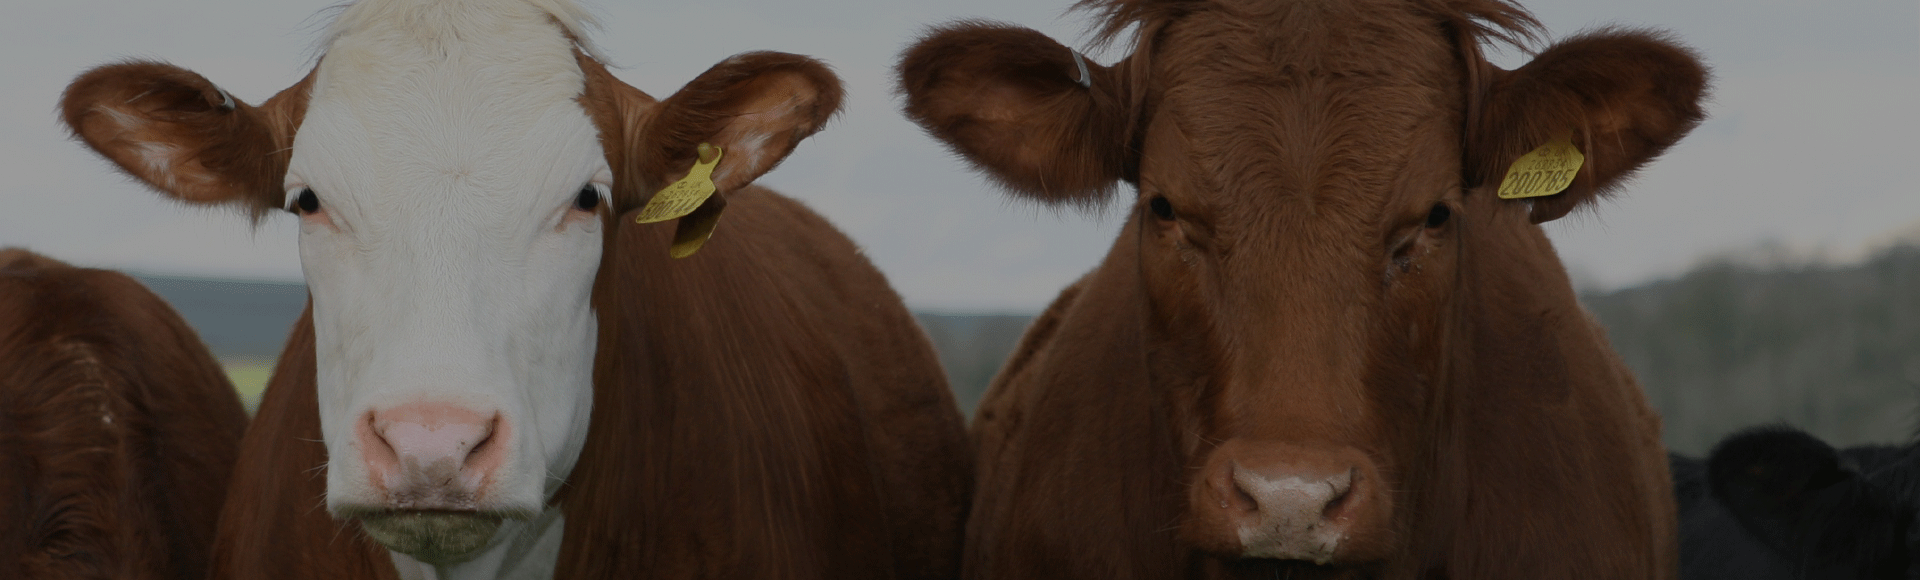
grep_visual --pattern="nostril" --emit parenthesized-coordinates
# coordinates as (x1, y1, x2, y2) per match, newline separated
(467, 432, 490, 458)
(359, 411, 400, 469)
(1322, 468, 1357, 519)
(464, 415, 499, 462)
(1232, 479, 1259, 511)
(1220, 461, 1261, 512)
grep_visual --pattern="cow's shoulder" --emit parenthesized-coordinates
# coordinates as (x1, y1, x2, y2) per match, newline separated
(0, 249, 247, 580)
(577, 186, 972, 579)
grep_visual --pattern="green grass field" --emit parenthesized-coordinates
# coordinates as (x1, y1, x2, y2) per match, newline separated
(220, 358, 275, 414)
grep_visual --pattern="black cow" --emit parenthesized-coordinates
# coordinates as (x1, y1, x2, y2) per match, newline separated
(1677, 425, 1917, 579)
(1673, 452, 1794, 579)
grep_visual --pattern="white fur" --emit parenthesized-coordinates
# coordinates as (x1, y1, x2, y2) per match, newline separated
(285, 1, 612, 578)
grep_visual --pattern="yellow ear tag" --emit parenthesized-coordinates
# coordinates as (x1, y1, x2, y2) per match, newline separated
(668, 197, 725, 259)
(635, 144, 722, 224)
(1497, 131, 1585, 200)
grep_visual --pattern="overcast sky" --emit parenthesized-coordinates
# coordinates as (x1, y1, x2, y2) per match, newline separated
(3, 0, 1916, 312)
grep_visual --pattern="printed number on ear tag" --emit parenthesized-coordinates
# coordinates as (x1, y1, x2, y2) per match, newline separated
(1497, 131, 1585, 200)
(635, 144, 723, 224)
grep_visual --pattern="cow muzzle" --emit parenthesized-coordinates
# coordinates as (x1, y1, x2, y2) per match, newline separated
(1186, 439, 1393, 564)
(358, 511, 505, 564)
(348, 402, 515, 562)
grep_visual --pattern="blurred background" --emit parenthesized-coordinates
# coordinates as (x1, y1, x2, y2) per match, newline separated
(4, 0, 1917, 455)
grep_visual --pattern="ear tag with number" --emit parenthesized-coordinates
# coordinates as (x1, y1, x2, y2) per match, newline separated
(1497, 131, 1585, 200)
(635, 143, 723, 224)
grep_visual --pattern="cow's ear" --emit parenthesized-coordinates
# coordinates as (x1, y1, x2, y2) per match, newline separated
(1706, 426, 1850, 521)
(634, 52, 843, 198)
(61, 61, 310, 220)
(1468, 29, 1708, 224)
(897, 22, 1134, 207)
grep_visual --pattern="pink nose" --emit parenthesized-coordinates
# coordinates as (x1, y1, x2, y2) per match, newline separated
(355, 403, 506, 509)
(1187, 440, 1391, 564)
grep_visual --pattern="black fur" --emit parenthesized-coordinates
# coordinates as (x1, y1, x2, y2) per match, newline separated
(1678, 425, 1919, 579)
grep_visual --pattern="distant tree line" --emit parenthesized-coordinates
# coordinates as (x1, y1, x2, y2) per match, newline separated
(1584, 244, 1920, 454)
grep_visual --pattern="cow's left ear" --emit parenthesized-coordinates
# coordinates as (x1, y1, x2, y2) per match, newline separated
(1468, 29, 1708, 224)
(634, 52, 844, 199)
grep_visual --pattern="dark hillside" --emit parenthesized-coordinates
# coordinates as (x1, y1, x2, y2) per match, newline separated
(1583, 245, 1920, 454)
(134, 275, 306, 359)
(913, 313, 1033, 415)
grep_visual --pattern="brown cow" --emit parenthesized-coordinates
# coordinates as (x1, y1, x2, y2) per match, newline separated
(0, 249, 248, 580)
(59, 1, 969, 579)
(899, 0, 1706, 578)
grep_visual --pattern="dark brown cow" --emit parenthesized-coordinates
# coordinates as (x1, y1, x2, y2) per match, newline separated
(59, 2, 969, 579)
(899, 0, 1706, 578)
(0, 249, 248, 580)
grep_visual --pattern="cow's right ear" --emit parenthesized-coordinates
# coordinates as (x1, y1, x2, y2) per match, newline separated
(61, 61, 310, 219)
(897, 22, 1135, 206)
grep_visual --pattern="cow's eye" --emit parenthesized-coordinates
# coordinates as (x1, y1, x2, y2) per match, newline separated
(1148, 196, 1176, 221)
(574, 185, 600, 212)
(288, 188, 320, 214)
(1424, 203, 1450, 228)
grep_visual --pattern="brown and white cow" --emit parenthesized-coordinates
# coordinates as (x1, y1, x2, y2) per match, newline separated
(899, 0, 1706, 577)
(0, 249, 249, 580)
(60, 1, 970, 579)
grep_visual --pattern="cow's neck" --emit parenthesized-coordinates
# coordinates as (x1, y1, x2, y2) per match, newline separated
(388, 508, 565, 580)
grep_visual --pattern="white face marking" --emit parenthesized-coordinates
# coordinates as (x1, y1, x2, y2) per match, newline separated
(284, 0, 609, 552)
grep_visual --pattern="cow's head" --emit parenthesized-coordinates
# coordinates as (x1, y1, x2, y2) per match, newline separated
(900, 0, 1704, 567)
(62, 0, 838, 564)
(1709, 426, 1919, 578)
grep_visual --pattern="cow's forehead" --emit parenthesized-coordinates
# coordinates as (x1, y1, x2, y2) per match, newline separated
(292, 0, 604, 224)
(1143, 3, 1464, 227)
(315, 0, 597, 104)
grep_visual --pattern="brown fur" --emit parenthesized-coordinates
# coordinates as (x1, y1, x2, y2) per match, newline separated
(63, 22, 967, 580)
(898, 0, 1707, 578)
(558, 185, 971, 579)
(633, 52, 845, 197)
(1469, 28, 1709, 222)
(60, 63, 313, 222)
(0, 249, 248, 580)
(896, 22, 1136, 206)
(576, 50, 848, 242)
(580, 50, 966, 579)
